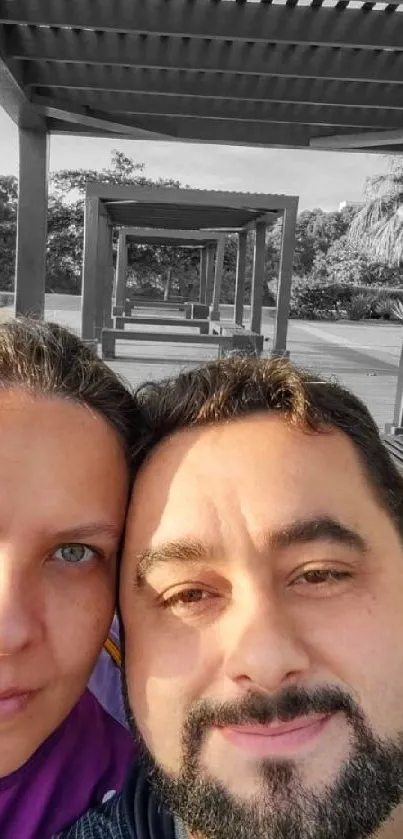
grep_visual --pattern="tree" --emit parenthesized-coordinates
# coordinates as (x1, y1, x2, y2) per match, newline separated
(348, 157, 403, 267)
(46, 150, 183, 294)
(266, 205, 358, 281)
(0, 175, 18, 290)
(311, 235, 402, 287)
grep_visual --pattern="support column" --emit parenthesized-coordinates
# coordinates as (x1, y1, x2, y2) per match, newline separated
(81, 197, 100, 341)
(95, 213, 110, 340)
(234, 230, 248, 327)
(102, 223, 114, 330)
(210, 237, 225, 320)
(272, 201, 298, 356)
(164, 268, 172, 302)
(199, 247, 207, 304)
(205, 243, 216, 307)
(387, 340, 403, 432)
(250, 222, 266, 334)
(115, 232, 128, 315)
(15, 128, 49, 318)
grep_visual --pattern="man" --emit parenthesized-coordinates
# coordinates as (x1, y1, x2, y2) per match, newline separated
(57, 356, 403, 839)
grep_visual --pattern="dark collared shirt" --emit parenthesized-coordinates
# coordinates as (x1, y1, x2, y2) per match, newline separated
(54, 763, 177, 839)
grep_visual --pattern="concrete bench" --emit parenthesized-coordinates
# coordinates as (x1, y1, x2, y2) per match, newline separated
(185, 303, 210, 320)
(113, 300, 187, 317)
(114, 315, 209, 334)
(211, 323, 264, 356)
(101, 328, 234, 360)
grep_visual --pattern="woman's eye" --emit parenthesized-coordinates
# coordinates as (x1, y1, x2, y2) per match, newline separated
(52, 543, 97, 564)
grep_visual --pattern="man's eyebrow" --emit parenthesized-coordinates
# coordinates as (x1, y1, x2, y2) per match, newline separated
(134, 517, 367, 588)
(50, 523, 121, 542)
(268, 517, 368, 554)
(136, 539, 215, 587)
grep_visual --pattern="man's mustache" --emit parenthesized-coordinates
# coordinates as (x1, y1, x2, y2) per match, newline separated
(183, 685, 361, 741)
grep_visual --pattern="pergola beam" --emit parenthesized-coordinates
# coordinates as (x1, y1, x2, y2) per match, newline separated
(88, 114, 377, 151)
(90, 183, 292, 212)
(27, 69, 403, 112)
(311, 128, 403, 149)
(37, 100, 169, 140)
(33, 92, 403, 131)
(0, 45, 44, 128)
(24, 51, 403, 88)
(8, 31, 403, 76)
(2, 0, 403, 51)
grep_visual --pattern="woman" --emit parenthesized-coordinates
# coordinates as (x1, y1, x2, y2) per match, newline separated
(0, 318, 138, 838)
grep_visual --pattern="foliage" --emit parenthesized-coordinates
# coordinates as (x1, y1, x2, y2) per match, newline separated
(290, 279, 403, 321)
(348, 157, 403, 266)
(266, 205, 357, 280)
(0, 175, 18, 290)
(311, 236, 402, 287)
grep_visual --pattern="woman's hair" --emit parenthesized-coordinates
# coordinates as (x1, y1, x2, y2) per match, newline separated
(134, 355, 403, 536)
(0, 318, 140, 464)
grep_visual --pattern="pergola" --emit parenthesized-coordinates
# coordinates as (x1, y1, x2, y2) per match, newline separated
(82, 183, 299, 354)
(1, 0, 402, 324)
(115, 228, 226, 317)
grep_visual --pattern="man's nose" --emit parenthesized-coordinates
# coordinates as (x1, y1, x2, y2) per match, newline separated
(223, 590, 311, 694)
(0, 550, 40, 656)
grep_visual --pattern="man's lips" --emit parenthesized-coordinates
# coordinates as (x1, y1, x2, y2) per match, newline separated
(218, 714, 332, 756)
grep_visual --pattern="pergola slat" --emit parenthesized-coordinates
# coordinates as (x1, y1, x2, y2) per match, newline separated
(26, 67, 403, 110)
(1, 0, 403, 51)
(32, 92, 403, 129)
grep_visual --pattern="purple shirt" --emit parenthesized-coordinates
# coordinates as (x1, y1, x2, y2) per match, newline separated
(0, 689, 134, 839)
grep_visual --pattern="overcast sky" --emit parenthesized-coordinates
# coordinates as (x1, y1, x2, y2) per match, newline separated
(0, 108, 389, 212)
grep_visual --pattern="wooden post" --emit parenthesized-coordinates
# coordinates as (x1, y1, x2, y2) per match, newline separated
(210, 237, 225, 320)
(199, 246, 207, 304)
(234, 230, 248, 327)
(272, 200, 298, 356)
(164, 268, 172, 302)
(102, 223, 114, 329)
(15, 128, 49, 318)
(390, 340, 403, 430)
(250, 221, 266, 334)
(95, 213, 110, 339)
(115, 232, 128, 312)
(205, 243, 216, 307)
(81, 197, 100, 341)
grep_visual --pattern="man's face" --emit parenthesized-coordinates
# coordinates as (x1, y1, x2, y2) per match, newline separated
(121, 414, 403, 839)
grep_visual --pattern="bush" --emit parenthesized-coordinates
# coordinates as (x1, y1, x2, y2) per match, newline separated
(290, 281, 354, 320)
(344, 293, 374, 320)
(290, 281, 403, 321)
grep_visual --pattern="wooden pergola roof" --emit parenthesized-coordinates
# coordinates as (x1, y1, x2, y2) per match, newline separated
(1, 0, 403, 153)
(88, 183, 295, 230)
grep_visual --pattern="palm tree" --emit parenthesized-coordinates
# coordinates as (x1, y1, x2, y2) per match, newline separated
(348, 158, 403, 267)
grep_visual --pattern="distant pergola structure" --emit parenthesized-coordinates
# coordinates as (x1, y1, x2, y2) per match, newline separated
(82, 183, 299, 354)
(1, 0, 403, 323)
(114, 228, 226, 318)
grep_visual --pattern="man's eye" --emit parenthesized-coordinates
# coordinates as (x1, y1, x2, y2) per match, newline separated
(52, 543, 98, 564)
(293, 568, 352, 586)
(162, 588, 215, 610)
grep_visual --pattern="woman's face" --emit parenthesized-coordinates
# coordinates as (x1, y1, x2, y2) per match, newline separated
(0, 389, 129, 775)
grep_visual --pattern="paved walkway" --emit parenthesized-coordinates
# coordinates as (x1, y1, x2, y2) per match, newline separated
(7, 295, 402, 431)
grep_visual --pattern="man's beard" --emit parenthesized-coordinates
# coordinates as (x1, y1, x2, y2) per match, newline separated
(123, 681, 403, 839)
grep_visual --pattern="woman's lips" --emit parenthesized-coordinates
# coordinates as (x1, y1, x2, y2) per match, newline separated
(219, 714, 331, 756)
(0, 690, 38, 718)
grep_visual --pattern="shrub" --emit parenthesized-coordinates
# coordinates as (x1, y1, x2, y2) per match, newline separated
(290, 281, 354, 320)
(344, 293, 374, 320)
